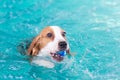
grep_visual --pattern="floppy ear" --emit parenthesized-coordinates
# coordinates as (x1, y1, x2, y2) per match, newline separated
(67, 49, 76, 56)
(27, 35, 41, 56)
(66, 49, 70, 54)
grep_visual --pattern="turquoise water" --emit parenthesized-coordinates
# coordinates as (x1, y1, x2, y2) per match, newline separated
(0, 0, 120, 80)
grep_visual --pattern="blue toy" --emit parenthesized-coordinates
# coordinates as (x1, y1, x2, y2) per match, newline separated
(57, 51, 66, 56)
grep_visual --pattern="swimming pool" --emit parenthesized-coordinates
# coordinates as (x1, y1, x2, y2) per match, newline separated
(0, 0, 120, 80)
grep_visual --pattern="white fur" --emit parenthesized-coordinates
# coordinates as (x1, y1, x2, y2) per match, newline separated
(32, 59, 54, 68)
(37, 26, 69, 57)
(32, 26, 69, 68)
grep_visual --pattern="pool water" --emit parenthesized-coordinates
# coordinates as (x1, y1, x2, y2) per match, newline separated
(0, 0, 120, 80)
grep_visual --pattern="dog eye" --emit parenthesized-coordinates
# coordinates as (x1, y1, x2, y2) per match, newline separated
(47, 33, 52, 38)
(62, 32, 66, 37)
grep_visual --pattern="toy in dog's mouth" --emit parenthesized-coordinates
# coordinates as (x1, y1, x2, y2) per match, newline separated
(50, 51, 66, 62)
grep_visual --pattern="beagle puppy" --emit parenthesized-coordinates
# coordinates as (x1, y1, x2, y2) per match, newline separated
(27, 26, 70, 68)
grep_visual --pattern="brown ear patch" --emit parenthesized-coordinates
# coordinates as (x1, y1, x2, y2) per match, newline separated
(27, 26, 54, 56)
(27, 35, 41, 56)
(66, 49, 70, 54)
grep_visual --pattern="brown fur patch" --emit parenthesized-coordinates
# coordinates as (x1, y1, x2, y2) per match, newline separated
(27, 27, 54, 56)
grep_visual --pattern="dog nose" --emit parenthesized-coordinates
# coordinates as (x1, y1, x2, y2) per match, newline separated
(58, 41, 67, 50)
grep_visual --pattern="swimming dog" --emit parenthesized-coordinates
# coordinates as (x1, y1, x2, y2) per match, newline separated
(18, 26, 70, 68)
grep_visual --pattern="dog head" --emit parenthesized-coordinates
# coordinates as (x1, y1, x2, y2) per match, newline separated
(28, 26, 70, 62)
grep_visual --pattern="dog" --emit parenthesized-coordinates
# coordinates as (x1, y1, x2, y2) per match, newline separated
(18, 26, 70, 68)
